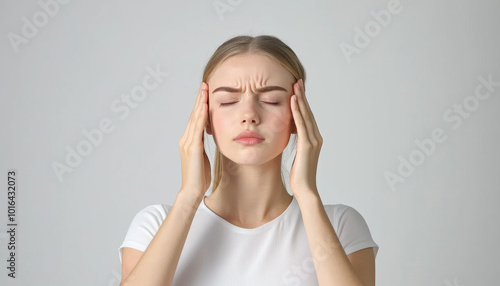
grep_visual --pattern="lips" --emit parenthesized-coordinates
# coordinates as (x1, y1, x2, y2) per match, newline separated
(234, 130, 264, 140)
(234, 130, 264, 146)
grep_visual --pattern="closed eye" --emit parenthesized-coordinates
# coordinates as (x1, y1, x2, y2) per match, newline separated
(219, 101, 280, 107)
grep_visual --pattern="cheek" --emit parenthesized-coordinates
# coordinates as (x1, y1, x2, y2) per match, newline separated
(211, 111, 233, 135)
(268, 108, 293, 134)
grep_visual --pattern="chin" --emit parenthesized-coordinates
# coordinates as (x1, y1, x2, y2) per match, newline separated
(222, 148, 283, 167)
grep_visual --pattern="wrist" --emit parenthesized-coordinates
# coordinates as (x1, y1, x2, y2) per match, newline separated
(293, 188, 321, 206)
(176, 189, 205, 210)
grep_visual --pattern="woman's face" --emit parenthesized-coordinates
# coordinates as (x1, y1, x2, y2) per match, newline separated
(206, 53, 296, 165)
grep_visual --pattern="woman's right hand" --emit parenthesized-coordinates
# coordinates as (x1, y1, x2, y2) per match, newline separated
(178, 82, 211, 202)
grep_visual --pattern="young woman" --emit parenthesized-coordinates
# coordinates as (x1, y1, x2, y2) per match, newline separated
(119, 35, 379, 286)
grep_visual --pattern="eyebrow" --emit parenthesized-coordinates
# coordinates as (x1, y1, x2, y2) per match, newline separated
(212, 86, 288, 94)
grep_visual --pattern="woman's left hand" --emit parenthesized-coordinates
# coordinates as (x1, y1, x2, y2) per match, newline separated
(289, 79, 323, 199)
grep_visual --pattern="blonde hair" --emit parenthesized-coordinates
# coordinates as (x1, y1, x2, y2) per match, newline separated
(202, 35, 306, 194)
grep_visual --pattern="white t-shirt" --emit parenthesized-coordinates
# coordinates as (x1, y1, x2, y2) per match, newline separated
(119, 196, 379, 286)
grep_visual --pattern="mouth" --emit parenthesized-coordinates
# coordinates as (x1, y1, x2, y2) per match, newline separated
(234, 137, 264, 146)
(234, 131, 264, 146)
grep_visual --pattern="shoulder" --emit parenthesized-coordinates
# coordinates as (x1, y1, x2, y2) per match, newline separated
(323, 203, 363, 223)
(322, 203, 370, 232)
(125, 204, 172, 234)
(119, 204, 172, 250)
(322, 203, 379, 257)
(136, 203, 172, 217)
(131, 204, 172, 223)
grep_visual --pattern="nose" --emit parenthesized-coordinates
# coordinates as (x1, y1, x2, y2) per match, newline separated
(240, 97, 260, 126)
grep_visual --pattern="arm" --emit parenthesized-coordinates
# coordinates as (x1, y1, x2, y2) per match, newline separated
(120, 192, 203, 286)
(121, 82, 211, 286)
(296, 192, 375, 286)
(289, 78, 375, 285)
(348, 248, 376, 285)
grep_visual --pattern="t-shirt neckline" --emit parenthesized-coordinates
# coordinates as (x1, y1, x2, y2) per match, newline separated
(200, 195, 297, 234)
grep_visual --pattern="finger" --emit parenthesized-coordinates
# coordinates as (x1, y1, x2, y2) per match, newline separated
(198, 83, 210, 142)
(301, 79, 322, 139)
(186, 87, 206, 146)
(294, 79, 321, 140)
(190, 82, 207, 123)
(302, 80, 322, 139)
(293, 81, 316, 142)
(290, 94, 309, 144)
(297, 80, 314, 120)
(182, 83, 205, 147)
(194, 90, 208, 143)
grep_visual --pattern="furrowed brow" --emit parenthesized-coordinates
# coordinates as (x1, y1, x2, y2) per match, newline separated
(212, 86, 288, 93)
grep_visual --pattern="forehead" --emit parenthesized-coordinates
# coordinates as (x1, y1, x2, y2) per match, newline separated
(208, 53, 294, 87)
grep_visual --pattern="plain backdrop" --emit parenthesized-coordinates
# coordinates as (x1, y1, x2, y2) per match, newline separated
(1, 0, 499, 285)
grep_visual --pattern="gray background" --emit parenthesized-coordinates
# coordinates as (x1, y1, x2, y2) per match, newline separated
(1, 0, 499, 285)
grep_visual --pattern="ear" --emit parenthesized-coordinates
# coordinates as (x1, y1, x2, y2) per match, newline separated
(205, 93, 213, 135)
(290, 119, 297, 134)
(205, 120, 213, 135)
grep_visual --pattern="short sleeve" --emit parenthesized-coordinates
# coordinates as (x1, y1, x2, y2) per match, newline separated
(325, 204, 379, 258)
(118, 204, 171, 263)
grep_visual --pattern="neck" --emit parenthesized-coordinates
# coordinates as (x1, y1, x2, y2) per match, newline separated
(205, 154, 293, 228)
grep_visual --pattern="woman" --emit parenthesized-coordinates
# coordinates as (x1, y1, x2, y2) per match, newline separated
(119, 35, 379, 286)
